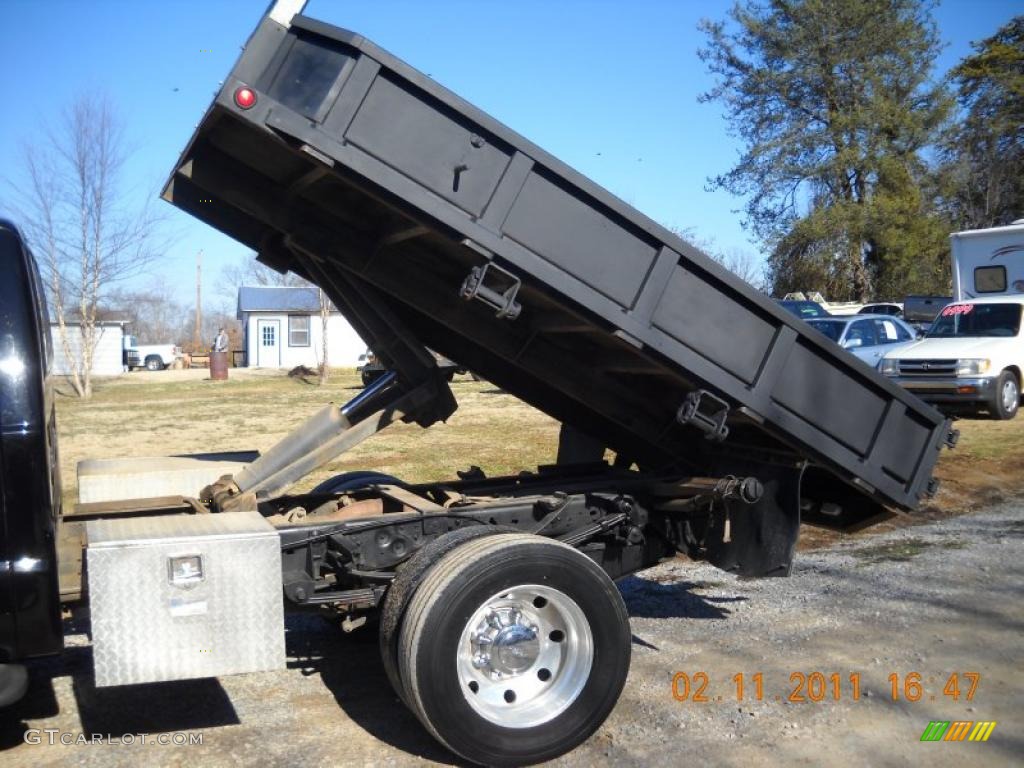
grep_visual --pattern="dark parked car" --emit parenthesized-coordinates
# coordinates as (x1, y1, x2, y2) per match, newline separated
(357, 348, 473, 387)
(356, 349, 384, 387)
(778, 299, 831, 319)
(903, 295, 952, 327)
(858, 302, 903, 317)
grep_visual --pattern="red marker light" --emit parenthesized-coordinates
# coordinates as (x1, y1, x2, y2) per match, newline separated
(234, 86, 256, 109)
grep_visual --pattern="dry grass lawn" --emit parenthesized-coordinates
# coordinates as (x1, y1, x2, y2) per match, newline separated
(53, 369, 560, 510)
(54, 369, 1024, 547)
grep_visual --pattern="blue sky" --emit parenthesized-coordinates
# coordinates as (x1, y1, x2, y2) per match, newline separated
(0, 0, 1018, 309)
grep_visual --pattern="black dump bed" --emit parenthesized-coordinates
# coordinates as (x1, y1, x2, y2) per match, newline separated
(162, 8, 953, 527)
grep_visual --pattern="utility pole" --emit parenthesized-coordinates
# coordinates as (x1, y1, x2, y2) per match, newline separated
(194, 249, 202, 353)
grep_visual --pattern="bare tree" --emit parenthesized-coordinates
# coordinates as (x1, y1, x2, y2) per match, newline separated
(217, 253, 308, 302)
(708, 246, 767, 292)
(166, 304, 242, 354)
(317, 287, 331, 385)
(12, 94, 164, 397)
(108, 280, 186, 344)
(670, 227, 767, 292)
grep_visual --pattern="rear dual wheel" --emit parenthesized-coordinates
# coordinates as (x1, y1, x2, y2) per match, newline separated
(383, 533, 631, 766)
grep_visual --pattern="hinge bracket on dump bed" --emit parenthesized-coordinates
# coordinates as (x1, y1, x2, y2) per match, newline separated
(677, 390, 730, 442)
(460, 263, 522, 320)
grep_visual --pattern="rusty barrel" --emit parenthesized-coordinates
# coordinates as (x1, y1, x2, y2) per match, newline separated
(210, 350, 229, 380)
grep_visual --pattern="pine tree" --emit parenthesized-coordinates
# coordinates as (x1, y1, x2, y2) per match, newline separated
(699, 0, 952, 300)
(940, 16, 1024, 229)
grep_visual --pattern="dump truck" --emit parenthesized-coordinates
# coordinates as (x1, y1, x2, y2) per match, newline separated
(2, 2, 956, 765)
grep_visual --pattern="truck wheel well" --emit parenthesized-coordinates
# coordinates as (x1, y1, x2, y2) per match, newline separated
(144, 355, 165, 371)
(1005, 366, 1022, 387)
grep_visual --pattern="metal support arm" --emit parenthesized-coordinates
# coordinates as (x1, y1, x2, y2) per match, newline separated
(201, 371, 455, 510)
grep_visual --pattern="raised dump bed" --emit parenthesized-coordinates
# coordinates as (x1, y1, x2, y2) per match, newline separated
(162, 5, 953, 528)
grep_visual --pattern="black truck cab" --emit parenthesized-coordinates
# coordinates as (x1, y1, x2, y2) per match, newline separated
(0, 219, 63, 705)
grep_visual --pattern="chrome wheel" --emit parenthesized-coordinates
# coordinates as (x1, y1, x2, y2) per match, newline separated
(397, 534, 631, 765)
(1001, 378, 1018, 413)
(456, 583, 593, 728)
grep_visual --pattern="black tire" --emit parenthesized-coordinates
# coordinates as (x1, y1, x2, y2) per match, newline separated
(397, 534, 631, 767)
(0, 663, 28, 708)
(991, 370, 1019, 420)
(144, 355, 163, 372)
(379, 525, 515, 706)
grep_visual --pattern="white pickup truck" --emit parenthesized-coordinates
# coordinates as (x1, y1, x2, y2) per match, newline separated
(879, 297, 1023, 419)
(123, 334, 182, 371)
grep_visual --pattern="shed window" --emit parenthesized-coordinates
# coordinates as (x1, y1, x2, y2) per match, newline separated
(288, 315, 310, 347)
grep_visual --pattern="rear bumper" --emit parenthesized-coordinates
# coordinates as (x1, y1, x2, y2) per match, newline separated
(890, 376, 994, 404)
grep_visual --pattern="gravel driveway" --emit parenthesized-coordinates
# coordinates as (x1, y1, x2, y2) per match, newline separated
(3, 505, 1021, 767)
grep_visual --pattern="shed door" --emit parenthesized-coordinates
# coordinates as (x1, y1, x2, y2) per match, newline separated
(256, 320, 280, 367)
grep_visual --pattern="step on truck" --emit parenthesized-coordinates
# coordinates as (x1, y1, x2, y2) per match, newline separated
(3, 2, 956, 765)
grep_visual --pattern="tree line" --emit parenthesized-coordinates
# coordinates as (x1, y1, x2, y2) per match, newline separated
(699, 1, 1022, 301)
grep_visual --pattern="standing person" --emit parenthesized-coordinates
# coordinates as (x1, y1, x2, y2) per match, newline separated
(210, 326, 230, 380)
(213, 327, 228, 353)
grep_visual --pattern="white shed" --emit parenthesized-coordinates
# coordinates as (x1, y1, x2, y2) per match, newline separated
(49, 321, 126, 377)
(237, 286, 367, 369)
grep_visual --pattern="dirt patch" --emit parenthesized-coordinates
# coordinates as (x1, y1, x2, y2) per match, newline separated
(848, 537, 966, 564)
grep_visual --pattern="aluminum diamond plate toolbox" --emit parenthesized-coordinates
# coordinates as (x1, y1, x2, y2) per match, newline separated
(87, 512, 285, 687)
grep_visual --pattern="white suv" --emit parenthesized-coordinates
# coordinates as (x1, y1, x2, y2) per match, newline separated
(879, 297, 1023, 419)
